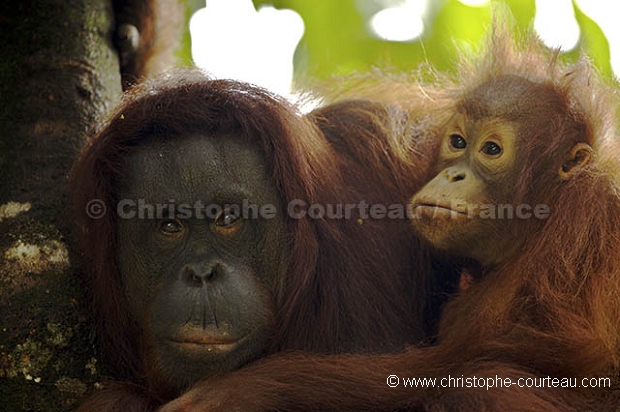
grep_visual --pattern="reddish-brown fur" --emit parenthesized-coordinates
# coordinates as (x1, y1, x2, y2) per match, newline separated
(113, 0, 183, 90)
(69, 71, 450, 410)
(157, 29, 620, 412)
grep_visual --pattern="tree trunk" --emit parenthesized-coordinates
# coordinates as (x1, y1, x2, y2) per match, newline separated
(0, 1, 122, 410)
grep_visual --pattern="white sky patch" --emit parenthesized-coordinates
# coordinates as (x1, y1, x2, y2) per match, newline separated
(369, 0, 427, 42)
(534, 0, 580, 51)
(190, 0, 304, 95)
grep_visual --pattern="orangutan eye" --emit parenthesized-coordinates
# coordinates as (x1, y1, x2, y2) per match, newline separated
(158, 219, 184, 235)
(481, 141, 502, 157)
(450, 134, 467, 150)
(214, 208, 240, 227)
(212, 207, 243, 236)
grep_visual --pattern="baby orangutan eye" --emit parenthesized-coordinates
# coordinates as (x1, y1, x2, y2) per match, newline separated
(481, 141, 502, 157)
(450, 134, 467, 150)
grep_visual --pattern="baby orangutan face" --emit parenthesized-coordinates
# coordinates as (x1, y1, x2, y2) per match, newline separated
(411, 75, 592, 268)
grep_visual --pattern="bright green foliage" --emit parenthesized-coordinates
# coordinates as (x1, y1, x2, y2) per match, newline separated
(251, 0, 614, 83)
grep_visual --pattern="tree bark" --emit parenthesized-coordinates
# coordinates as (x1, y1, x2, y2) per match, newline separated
(0, 1, 122, 410)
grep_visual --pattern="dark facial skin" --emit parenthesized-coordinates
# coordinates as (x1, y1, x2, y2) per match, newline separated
(115, 133, 287, 393)
(411, 75, 591, 268)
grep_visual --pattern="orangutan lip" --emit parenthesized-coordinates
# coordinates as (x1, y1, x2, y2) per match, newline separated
(168, 339, 241, 353)
(170, 338, 238, 345)
(169, 336, 240, 345)
(414, 202, 467, 215)
(167, 334, 248, 350)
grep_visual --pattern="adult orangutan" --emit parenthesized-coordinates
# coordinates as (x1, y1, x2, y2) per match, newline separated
(157, 28, 620, 412)
(69, 71, 453, 411)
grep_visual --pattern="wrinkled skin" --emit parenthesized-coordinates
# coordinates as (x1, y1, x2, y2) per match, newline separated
(116, 133, 287, 395)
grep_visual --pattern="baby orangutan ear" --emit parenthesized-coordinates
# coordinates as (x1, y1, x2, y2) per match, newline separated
(559, 142, 593, 180)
